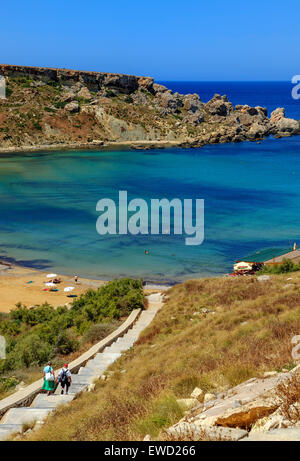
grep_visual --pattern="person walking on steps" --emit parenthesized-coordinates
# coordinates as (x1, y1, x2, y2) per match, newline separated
(42, 361, 56, 396)
(58, 363, 72, 395)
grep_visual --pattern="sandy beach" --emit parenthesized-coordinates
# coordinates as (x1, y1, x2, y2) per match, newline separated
(0, 262, 106, 314)
(0, 262, 168, 314)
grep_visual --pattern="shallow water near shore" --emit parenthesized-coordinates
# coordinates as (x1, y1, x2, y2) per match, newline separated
(0, 135, 300, 282)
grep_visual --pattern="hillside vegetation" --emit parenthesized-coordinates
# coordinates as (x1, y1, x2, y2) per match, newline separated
(0, 278, 144, 399)
(26, 273, 300, 441)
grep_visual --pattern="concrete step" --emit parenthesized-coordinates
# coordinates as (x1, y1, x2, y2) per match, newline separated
(122, 335, 138, 342)
(66, 385, 87, 395)
(31, 394, 74, 409)
(90, 354, 116, 361)
(90, 353, 117, 360)
(116, 337, 132, 343)
(81, 365, 107, 375)
(86, 359, 112, 369)
(94, 352, 121, 360)
(115, 340, 135, 347)
(2, 408, 52, 425)
(126, 328, 141, 334)
(77, 368, 102, 377)
(107, 344, 132, 352)
(71, 375, 94, 385)
(107, 341, 133, 347)
(54, 384, 87, 395)
(79, 363, 108, 371)
(0, 424, 23, 441)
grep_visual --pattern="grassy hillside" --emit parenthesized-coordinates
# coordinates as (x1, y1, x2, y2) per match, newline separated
(26, 273, 300, 441)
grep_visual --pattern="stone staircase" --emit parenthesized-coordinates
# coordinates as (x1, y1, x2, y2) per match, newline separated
(0, 294, 162, 440)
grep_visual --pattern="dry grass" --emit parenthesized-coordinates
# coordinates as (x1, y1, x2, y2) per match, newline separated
(25, 274, 300, 441)
(276, 372, 300, 423)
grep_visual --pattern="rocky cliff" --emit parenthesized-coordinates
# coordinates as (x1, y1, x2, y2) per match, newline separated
(0, 64, 299, 151)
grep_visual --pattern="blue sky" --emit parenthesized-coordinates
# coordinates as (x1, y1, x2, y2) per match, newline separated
(1, 0, 299, 80)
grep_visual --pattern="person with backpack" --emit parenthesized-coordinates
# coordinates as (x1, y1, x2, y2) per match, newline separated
(57, 363, 72, 395)
(42, 361, 56, 396)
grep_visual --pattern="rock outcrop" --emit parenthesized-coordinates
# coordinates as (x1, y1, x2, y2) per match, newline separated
(0, 64, 299, 151)
(0, 64, 152, 94)
(164, 365, 300, 441)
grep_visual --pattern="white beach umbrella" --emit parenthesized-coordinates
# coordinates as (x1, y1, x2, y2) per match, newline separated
(46, 273, 57, 278)
(234, 262, 252, 271)
(45, 282, 56, 287)
(64, 286, 75, 292)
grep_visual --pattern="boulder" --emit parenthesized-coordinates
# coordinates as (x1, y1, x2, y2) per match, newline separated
(250, 408, 291, 433)
(274, 117, 300, 134)
(77, 86, 92, 101)
(138, 76, 154, 92)
(191, 387, 204, 400)
(62, 91, 76, 103)
(205, 94, 233, 116)
(236, 105, 267, 118)
(132, 91, 150, 106)
(153, 83, 168, 94)
(156, 91, 183, 113)
(183, 94, 203, 113)
(215, 396, 279, 429)
(65, 101, 80, 113)
(270, 107, 300, 134)
(270, 107, 285, 122)
(183, 111, 204, 125)
(247, 122, 268, 139)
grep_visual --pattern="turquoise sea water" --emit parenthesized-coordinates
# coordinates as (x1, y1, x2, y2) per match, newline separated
(1, 135, 300, 283)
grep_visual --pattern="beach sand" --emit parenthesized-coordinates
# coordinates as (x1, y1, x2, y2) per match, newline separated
(0, 263, 106, 313)
(0, 262, 168, 314)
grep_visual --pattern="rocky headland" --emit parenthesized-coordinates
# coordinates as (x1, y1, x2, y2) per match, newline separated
(0, 64, 299, 152)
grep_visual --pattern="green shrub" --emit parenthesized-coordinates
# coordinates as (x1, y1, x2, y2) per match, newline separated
(54, 101, 67, 109)
(104, 90, 115, 98)
(11, 303, 55, 326)
(82, 321, 119, 344)
(0, 376, 19, 393)
(53, 331, 79, 355)
(6, 87, 13, 97)
(47, 80, 61, 89)
(135, 395, 183, 437)
(124, 96, 133, 104)
(45, 106, 55, 113)
(7, 334, 53, 369)
(259, 258, 300, 274)
(33, 121, 42, 131)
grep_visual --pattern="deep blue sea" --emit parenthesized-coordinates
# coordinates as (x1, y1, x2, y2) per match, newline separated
(0, 82, 300, 283)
